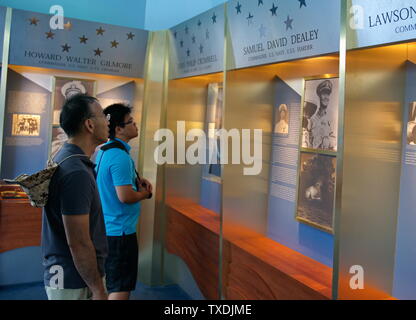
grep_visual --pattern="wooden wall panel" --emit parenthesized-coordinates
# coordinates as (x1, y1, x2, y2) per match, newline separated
(165, 199, 332, 300)
(0, 200, 42, 253)
(222, 241, 329, 300)
(166, 206, 219, 299)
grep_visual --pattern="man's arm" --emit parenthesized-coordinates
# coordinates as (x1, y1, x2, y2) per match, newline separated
(110, 154, 151, 204)
(60, 170, 107, 300)
(115, 185, 150, 204)
(62, 214, 107, 300)
(139, 177, 153, 193)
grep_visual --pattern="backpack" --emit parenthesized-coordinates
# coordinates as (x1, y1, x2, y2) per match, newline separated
(2, 154, 88, 208)
(97, 140, 152, 199)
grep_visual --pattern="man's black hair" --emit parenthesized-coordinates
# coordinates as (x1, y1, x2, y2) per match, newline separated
(60, 94, 98, 137)
(103, 103, 132, 139)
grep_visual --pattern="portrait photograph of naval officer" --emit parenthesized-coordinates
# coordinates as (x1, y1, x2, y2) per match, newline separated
(50, 77, 96, 158)
(301, 77, 339, 152)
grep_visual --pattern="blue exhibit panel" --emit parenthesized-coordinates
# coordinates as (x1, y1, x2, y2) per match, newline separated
(393, 61, 416, 299)
(9, 9, 148, 78)
(227, 0, 340, 70)
(170, 4, 224, 79)
(200, 178, 221, 214)
(0, 246, 43, 286)
(1, 68, 51, 179)
(266, 76, 333, 267)
(96, 81, 135, 104)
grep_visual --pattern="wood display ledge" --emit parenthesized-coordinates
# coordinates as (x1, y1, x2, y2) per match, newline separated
(166, 198, 332, 300)
(167, 198, 220, 234)
(0, 184, 42, 253)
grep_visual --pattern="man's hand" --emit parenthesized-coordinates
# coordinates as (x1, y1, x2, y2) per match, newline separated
(140, 178, 153, 193)
(142, 189, 152, 200)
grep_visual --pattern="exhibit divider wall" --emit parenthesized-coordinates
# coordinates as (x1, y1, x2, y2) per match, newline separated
(137, 30, 170, 286)
(336, 0, 416, 300)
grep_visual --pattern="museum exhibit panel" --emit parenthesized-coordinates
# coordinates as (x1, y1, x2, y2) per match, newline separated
(161, 5, 225, 300)
(0, 7, 149, 286)
(335, 0, 416, 300)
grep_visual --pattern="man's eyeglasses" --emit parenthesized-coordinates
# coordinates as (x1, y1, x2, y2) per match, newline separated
(120, 119, 134, 126)
(89, 113, 111, 121)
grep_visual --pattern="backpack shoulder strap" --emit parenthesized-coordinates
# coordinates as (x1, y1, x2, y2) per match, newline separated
(97, 140, 141, 183)
(96, 140, 128, 175)
(57, 154, 89, 166)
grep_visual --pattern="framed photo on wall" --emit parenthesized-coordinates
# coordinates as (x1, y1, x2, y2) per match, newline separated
(50, 77, 96, 158)
(301, 77, 339, 152)
(407, 101, 416, 145)
(295, 152, 336, 234)
(203, 82, 223, 183)
(11, 114, 40, 136)
(274, 103, 289, 136)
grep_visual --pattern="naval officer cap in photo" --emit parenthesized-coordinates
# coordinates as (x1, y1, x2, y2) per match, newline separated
(61, 81, 87, 99)
(316, 79, 333, 97)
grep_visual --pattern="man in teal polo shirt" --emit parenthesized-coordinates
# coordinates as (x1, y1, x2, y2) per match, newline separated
(95, 103, 152, 300)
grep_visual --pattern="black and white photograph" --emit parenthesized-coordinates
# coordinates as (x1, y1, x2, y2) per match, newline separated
(296, 152, 336, 233)
(407, 101, 416, 145)
(50, 77, 96, 156)
(274, 103, 289, 135)
(301, 77, 339, 152)
(52, 77, 96, 125)
(11, 114, 40, 136)
(50, 126, 68, 160)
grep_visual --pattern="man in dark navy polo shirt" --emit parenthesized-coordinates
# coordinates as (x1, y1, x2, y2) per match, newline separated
(42, 94, 110, 300)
